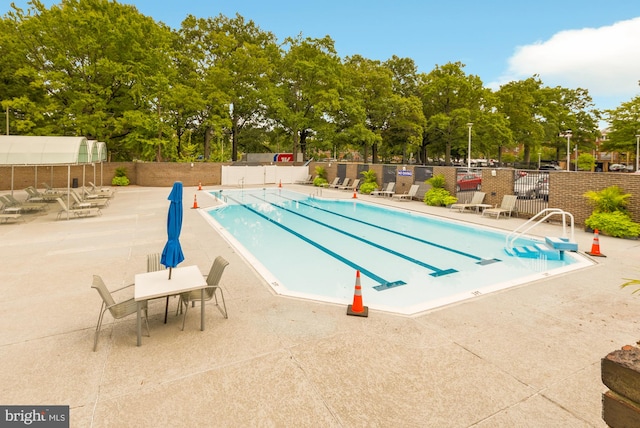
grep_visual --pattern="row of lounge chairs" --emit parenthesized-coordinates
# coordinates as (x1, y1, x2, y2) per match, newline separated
(56, 186, 115, 219)
(449, 191, 518, 219)
(299, 178, 516, 216)
(0, 182, 115, 222)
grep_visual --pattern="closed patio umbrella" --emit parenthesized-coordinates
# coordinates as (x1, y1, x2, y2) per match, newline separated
(161, 181, 185, 279)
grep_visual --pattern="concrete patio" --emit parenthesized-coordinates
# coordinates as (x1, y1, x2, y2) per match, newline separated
(1, 184, 639, 427)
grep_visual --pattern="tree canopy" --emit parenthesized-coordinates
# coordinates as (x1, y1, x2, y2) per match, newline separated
(0, 0, 620, 164)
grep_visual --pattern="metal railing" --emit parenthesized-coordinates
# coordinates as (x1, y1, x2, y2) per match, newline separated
(505, 208, 575, 251)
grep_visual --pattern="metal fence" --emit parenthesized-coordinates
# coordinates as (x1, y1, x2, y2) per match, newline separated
(513, 169, 549, 216)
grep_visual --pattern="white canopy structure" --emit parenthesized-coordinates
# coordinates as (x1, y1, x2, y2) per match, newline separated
(0, 136, 90, 165)
(0, 136, 101, 220)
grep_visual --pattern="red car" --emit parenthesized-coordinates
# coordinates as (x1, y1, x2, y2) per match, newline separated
(456, 174, 482, 191)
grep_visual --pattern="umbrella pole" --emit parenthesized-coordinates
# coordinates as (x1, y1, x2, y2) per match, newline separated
(166, 267, 172, 323)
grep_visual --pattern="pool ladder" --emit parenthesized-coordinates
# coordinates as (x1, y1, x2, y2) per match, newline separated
(505, 208, 578, 260)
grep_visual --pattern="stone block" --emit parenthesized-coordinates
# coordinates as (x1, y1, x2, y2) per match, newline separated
(602, 345, 640, 404)
(602, 390, 640, 428)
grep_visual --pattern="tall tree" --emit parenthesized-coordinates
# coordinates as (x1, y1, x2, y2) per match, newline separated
(419, 62, 484, 165)
(5, 0, 174, 160)
(271, 35, 342, 161)
(343, 55, 394, 163)
(604, 96, 640, 155)
(538, 86, 600, 164)
(496, 77, 547, 165)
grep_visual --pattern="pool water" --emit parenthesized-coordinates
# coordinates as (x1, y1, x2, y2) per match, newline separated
(202, 188, 591, 315)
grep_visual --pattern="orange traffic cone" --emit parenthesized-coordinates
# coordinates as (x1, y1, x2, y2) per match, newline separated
(352, 190, 357, 199)
(586, 229, 606, 257)
(191, 194, 199, 209)
(278, 179, 282, 188)
(198, 181, 202, 190)
(347, 270, 368, 317)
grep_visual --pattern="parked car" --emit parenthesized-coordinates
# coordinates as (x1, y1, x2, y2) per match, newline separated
(514, 174, 548, 199)
(539, 164, 561, 171)
(609, 163, 634, 172)
(537, 181, 549, 201)
(456, 174, 482, 191)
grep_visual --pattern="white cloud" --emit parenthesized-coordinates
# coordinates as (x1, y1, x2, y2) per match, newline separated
(492, 17, 640, 109)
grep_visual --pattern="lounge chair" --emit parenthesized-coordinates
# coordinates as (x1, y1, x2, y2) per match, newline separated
(337, 178, 351, 190)
(32, 186, 66, 201)
(450, 191, 486, 213)
(88, 182, 115, 197)
(41, 182, 58, 192)
(329, 177, 347, 189)
(0, 200, 23, 222)
(294, 175, 313, 185)
(56, 197, 101, 219)
(1, 194, 47, 212)
(392, 184, 420, 201)
(482, 195, 518, 219)
(86, 181, 116, 198)
(91, 275, 149, 351)
(322, 177, 340, 188)
(342, 179, 360, 192)
(70, 189, 109, 208)
(176, 256, 229, 330)
(24, 187, 46, 202)
(371, 182, 395, 197)
(0, 213, 22, 223)
(82, 187, 112, 203)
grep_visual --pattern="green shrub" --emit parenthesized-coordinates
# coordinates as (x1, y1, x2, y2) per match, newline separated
(313, 177, 328, 187)
(584, 185, 630, 213)
(112, 176, 130, 186)
(314, 165, 327, 180)
(427, 174, 446, 188)
(424, 188, 457, 207)
(423, 174, 456, 206)
(112, 167, 130, 186)
(359, 182, 377, 194)
(584, 211, 640, 238)
(360, 170, 377, 183)
(359, 170, 377, 194)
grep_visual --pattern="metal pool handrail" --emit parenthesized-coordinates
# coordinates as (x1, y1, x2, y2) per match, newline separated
(505, 208, 575, 250)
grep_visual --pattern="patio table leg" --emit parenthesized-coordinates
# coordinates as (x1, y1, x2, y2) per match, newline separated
(201, 288, 205, 331)
(137, 301, 142, 346)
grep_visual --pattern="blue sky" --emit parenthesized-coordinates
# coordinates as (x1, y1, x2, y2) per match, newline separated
(6, 0, 640, 113)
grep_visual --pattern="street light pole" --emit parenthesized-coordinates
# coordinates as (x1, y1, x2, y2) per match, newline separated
(467, 122, 473, 169)
(565, 130, 572, 171)
(538, 152, 541, 169)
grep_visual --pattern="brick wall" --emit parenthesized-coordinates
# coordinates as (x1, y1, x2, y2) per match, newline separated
(551, 171, 640, 226)
(3, 161, 639, 225)
(135, 162, 224, 187)
(480, 169, 515, 207)
(0, 162, 135, 190)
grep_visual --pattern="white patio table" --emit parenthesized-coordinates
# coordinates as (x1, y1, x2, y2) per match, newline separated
(134, 265, 206, 346)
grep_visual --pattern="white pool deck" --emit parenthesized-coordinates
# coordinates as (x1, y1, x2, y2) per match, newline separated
(1, 184, 639, 427)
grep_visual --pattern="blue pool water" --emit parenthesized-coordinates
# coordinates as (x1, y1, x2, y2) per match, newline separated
(202, 188, 590, 314)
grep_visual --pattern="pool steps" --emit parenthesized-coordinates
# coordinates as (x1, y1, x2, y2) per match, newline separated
(505, 208, 578, 260)
(509, 236, 578, 260)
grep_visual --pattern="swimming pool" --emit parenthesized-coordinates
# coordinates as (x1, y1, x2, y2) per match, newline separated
(202, 188, 591, 315)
